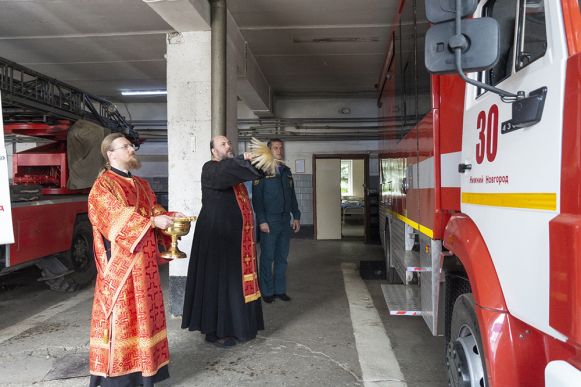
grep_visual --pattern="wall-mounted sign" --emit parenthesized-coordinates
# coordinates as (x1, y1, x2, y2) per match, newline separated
(295, 159, 305, 174)
(0, 93, 14, 244)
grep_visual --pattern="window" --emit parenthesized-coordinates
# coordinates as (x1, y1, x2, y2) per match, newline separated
(416, 3, 432, 119)
(341, 160, 353, 196)
(396, 0, 432, 138)
(516, 0, 547, 71)
(482, 0, 518, 87)
(380, 159, 390, 198)
(380, 157, 407, 201)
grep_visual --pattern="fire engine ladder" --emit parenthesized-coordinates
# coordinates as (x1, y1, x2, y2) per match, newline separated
(0, 56, 139, 142)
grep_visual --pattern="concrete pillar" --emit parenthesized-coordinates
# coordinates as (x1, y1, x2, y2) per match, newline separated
(166, 31, 211, 316)
(149, 0, 271, 316)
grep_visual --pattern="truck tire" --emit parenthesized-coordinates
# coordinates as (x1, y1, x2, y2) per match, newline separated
(45, 272, 76, 292)
(446, 293, 488, 387)
(66, 219, 96, 288)
(44, 219, 95, 292)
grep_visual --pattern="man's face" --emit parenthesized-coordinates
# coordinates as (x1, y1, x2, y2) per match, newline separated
(270, 141, 284, 160)
(108, 137, 141, 170)
(212, 136, 234, 161)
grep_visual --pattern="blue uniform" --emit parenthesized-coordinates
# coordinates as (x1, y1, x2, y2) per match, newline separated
(252, 164, 300, 297)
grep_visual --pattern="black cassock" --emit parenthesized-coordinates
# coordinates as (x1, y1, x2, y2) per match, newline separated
(181, 156, 264, 341)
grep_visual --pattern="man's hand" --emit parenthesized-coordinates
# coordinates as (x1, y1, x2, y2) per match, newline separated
(153, 215, 174, 230)
(259, 223, 270, 233)
(292, 219, 300, 233)
(243, 152, 254, 160)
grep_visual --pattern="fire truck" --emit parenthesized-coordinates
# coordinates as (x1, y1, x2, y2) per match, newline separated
(377, 0, 580, 385)
(0, 57, 138, 291)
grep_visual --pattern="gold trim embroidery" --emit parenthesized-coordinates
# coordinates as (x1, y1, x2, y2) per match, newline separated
(113, 329, 168, 349)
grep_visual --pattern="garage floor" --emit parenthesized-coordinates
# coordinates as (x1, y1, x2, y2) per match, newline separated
(0, 239, 446, 387)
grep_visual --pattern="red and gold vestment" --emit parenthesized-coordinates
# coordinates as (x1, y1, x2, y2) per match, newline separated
(88, 170, 170, 378)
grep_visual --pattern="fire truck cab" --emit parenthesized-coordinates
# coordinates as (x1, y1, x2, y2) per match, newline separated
(378, 0, 581, 385)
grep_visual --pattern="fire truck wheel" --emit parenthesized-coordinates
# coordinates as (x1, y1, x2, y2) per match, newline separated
(45, 219, 95, 292)
(66, 219, 96, 288)
(446, 293, 488, 387)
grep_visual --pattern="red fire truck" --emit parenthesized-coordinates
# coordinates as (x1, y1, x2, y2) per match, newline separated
(377, 0, 580, 385)
(0, 57, 138, 291)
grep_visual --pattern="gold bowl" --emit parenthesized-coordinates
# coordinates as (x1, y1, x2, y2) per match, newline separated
(160, 216, 197, 259)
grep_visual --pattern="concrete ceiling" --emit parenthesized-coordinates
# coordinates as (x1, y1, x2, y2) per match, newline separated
(0, 0, 399, 104)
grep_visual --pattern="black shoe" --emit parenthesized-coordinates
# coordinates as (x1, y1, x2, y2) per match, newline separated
(275, 293, 291, 301)
(262, 295, 275, 303)
(205, 333, 218, 343)
(209, 336, 237, 348)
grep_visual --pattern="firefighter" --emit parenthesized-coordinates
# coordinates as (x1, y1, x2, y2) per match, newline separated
(252, 138, 301, 303)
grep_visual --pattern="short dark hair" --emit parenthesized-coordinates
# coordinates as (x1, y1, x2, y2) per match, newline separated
(267, 138, 283, 148)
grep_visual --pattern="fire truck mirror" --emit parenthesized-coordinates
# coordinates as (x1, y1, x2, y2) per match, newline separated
(425, 0, 478, 24)
(501, 87, 548, 134)
(425, 18, 500, 75)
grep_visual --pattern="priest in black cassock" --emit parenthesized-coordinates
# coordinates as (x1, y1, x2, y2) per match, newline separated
(181, 135, 265, 348)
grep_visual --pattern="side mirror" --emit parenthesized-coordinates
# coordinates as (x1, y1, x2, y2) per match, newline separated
(425, 0, 478, 24)
(424, 0, 521, 101)
(425, 18, 500, 74)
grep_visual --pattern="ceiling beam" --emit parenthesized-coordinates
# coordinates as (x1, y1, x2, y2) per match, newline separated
(143, 0, 211, 32)
(227, 12, 272, 116)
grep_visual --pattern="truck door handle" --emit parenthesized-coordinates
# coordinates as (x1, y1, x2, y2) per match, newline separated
(458, 163, 472, 173)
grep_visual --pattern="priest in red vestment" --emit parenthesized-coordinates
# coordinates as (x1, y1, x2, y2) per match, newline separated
(88, 133, 181, 387)
(181, 135, 265, 348)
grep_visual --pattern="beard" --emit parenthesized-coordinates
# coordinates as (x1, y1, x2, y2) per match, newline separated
(127, 156, 142, 170)
(215, 149, 234, 161)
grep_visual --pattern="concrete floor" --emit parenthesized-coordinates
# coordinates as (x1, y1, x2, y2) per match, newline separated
(0, 239, 446, 387)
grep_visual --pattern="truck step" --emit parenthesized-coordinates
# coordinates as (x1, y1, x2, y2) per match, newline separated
(399, 249, 431, 272)
(392, 248, 430, 284)
(381, 284, 422, 316)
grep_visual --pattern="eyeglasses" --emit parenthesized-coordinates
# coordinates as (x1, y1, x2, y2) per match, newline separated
(110, 143, 139, 152)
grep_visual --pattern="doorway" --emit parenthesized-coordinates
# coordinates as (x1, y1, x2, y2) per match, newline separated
(340, 159, 365, 239)
(313, 154, 369, 241)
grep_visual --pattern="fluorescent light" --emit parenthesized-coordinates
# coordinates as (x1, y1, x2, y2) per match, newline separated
(121, 90, 167, 96)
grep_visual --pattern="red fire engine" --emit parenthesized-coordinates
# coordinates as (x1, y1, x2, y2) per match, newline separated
(0, 56, 139, 291)
(378, 0, 580, 385)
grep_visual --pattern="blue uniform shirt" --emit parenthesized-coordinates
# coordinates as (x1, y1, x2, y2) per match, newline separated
(252, 164, 300, 224)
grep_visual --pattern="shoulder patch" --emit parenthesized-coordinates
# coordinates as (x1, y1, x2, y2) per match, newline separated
(253, 179, 260, 186)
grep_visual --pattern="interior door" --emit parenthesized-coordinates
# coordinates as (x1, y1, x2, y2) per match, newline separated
(315, 158, 341, 239)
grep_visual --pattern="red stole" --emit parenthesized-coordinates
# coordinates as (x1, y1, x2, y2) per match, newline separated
(232, 183, 261, 303)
